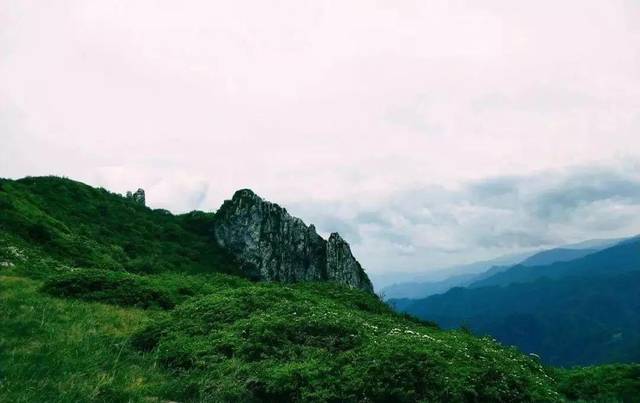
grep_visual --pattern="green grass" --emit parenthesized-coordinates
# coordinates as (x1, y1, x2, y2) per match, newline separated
(0, 275, 169, 402)
(41, 269, 177, 309)
(554, 364, 640, 402)
(39, 268, 253, 311)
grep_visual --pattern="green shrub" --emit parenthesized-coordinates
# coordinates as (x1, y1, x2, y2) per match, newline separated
(399, 312, 440, 329)
(554, 364, 640, 402)
(133, 282, 560, 402)
(41, 269, 175, 309)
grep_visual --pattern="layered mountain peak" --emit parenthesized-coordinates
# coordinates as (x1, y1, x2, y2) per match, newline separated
(214, 189, 374, 293)
(231, 188, 261, 202)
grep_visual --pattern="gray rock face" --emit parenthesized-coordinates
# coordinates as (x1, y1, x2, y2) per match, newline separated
(214, 189, 374, 293)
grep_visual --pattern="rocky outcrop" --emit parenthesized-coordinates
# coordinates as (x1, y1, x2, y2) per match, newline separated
(214, 189, 374, 293)
(126, 189, 146, 206)
(326, 233, 370, 287)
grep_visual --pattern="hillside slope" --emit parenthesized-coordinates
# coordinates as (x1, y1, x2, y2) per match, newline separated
(379, 252, 533, 300)
(0, 176, 241, 276)
(1, 267, 561, 401)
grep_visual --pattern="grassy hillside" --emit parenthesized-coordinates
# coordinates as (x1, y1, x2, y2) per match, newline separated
(1, 176, 638, 401)
(0, 176, 240, 277)
(1, 270, 563, 402)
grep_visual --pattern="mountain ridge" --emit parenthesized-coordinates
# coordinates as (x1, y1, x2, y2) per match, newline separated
(381, 236, 632, 299)
(470, 239, 640, 288)
(0, 176, 373, 292)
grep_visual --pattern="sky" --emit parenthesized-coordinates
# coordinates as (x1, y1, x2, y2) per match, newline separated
(2, 0, 640, 280)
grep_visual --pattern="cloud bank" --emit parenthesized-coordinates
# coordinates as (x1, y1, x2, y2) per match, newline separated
(1, 1, 639, 276)
(288, 163, 640, 275)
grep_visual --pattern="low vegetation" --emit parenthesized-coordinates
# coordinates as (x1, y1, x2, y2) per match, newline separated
(3, 272, 561, 402)
(41, 269, 177, 309)
(0, 275, 168, 402)
(130, 281, 559, 402)
(39, 269, 252, 310)
(554, 364, 640, 402)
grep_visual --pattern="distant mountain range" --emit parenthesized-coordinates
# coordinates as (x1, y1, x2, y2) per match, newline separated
(390, 237, 640, 366)
(378, 252, 535, 297)
(470, 239, 639, 288)
(517, 247, 598, 267)
(382, 237, 631, 299)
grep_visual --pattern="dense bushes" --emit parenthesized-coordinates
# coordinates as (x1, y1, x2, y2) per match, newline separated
(42, 269, 176, 309)
(132, 282, 560, 402)
(41, 269, 256, 311)
(554, 364, 640, 402)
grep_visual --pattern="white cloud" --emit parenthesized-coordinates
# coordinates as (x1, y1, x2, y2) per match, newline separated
(288, 162, 640, 275)
(1, 0, 639, 275)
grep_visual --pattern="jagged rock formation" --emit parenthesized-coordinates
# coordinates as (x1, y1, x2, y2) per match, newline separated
(126, 188, 146, 206)
(326, 233, 370, 288)
(214, 189, 374, 293)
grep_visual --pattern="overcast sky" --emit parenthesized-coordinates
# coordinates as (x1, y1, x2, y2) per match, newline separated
(2, 1, 640, 278)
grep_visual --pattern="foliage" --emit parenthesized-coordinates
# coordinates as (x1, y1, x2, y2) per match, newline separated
(554, 364, 640, 402)
(0, 275, 170, 402)
(40, 268, 254, 310)
(132, 281, 560, 402)
(0, 176, 241, 276)
(41, 269, 177, 309)
(6, 273, 637, 403)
